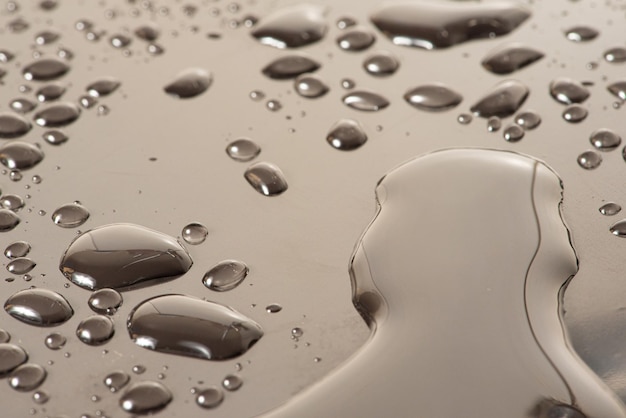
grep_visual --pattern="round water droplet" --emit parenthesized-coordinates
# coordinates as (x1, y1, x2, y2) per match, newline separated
(7, 258, 36, 275)
(128, 294, 263, 360)
(244, 162, 288, 196)
(403, 84, 462, 111)
(266, 303, 282, 313)
(181, 222, 208, 245)
(1, 194, 25, 211)
(562, 105, 588, 123)
(4, 288, 73, 326)
(363, 51, 399, 76)
(203, 260, 249, 291)
(32, 390, 49, 404)
(196, 387, 224, 409)
(51, 202, 90, 228)
(35, 30, 60, 45)
(342, 90, 389, 111)
(5, 241, 30, 259)
(514, 111, 541, 130)
(132, 365, 146, 374)
(0, 209, 20, 232)
(294, 74, 329, 98)
(487, 117, 501, 132)
(549, 78, 590, 104)
(262, 55, 320, 80)
(503, 124, 524, 142)
(226, 138, 261, 162)
(600, 202, 621, 216)
(0, 329, 10, 343)
(481, 42, 544, 75)
(0, 142, 44, 170)
(564, 26, 598, 42)
(22, 58, 69, 81)
(76, 315, 115, 345)
(251, 4, 327, 49)
(34, 102, 81, 127)
(44, 332, 66, 350)
(577, 150, 602, 170)
(222, 374, 242, 391)
(86, 77, 121, 98)
(0, 343, 27, 376)
(36, 83, 66, 102)
(590, 128, 621, 151)
(164, 68, 212, 99)
(104, 370, 130, 392)
(291, 327, 303, 338)
(60, 223, 193, 290)
(471, 80, 529, 118)
(604, 47, 626, 64)
(9, 363, 46, 391)
(266, 99, 282, 112)
(0, 50, 14, 63)
(110, 34, 131, 48)
(88, 288, 123, 315)
(607, 81, 626, 101)
(10, 98, 37, 114)
(119, 381, 172, 414)
(135, 23, 160, 41)
(326, 119, 367, 151)
(457, 113, 472, 124)
(0, 112, 32, 139)
(337, 27, 376, 51)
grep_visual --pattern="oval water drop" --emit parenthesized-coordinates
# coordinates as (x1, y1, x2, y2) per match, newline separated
(610, 219, 626, 237)
(202, 260, 249, 291)
(470, 80, 529, 118)
(549, 78, 590, 105)
(196, 387, 224, 409)
(503, 124, 524, 142)
(262, 55, 320, 80)
(22, 58, 69, 81)
(76, 315, 115, 345)
(363, 51, 399, 76)
(4, 288, 73, 326)
(294, 74, 329, 98)
(604, 47, 626, 64)
(487, 117, 501, 132)
(127, 294, 264, 360)
(577, 150, 602, 170)
(0, 112, 31, 138)
(481, 43, 544, 75)
(0, 344, 27, 376)
(403, 84, 462, 111)
(226, 138, 261, 162)
(0, 209, 20, 232)
(36, 83, 66, 102)
(181, 222, 208, 245)
(135, 23, 160, 41)
(35, 30, 60, 45)
(251, 4, 327, 49)
(326, 119, 367, 151)
(59, 223, 193, 290)
(562, 105, 588, 123)
(51, 202, 90, 228)
(8, 363, 46, 391)
(590, 128, 621, 151)
(564, 26, 598, 42)
(342, 90, 389, 111)
(600, 202, 621, 216)
(10, 98, 37, 114)
(86, 77, 120, 97)
(88, 288, 123, 315)
(34, 102, 81, 127)
(42, 129, 68, 146)
(1, 195, 25, 212)
(119, 381, 172, 414)
(336, 27, 376, 51)
(607, 81, 626, 101)
(266, 303, 283, 313)
(244, 162, 288, 196)
(109, 34, 131, 48)
(514, 111, 541, 130)
(44, 333, 66, 350)
(0, 330, 10, 343)
(104, 370, 130, 392)
(0, 142, 44, 170)
(164, 68, 212, 99)
(7, 258, 36, 275)
(4, 241, 29, 259)
(222, 374, 243, 391)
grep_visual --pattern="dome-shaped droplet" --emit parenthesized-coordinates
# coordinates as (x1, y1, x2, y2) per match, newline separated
(0, 142, 44, 170)
(104, 370, 130, 392)
(244, 162, 288, 196)
(86, 77, 120, 97)
(562, 105, 588, 123)
(4, 288, 73, 326)
(0, 194, 24, 212)
(262, 55, 320, 79)
(342, 90, 389, 111)
(0, 209, 20, 232)
(503, 124, 524, 142)
(135, 23, 160, 41)
(607, 81, 626, 101)
(326, 119, 367, 151)
(0, 112, 31, 138)
(564, 26, 598, 42)
(7, 258, 36, 275)
(370, 2, 530, 50)
(610, 219, 626, 237)
(222, 374, 243, 391)
(76, 315, 115, 345)
(181, 222, 208, 245)
(42, 129, 68, 146)
(164, 68, 212, 99)
(8, 363, 46, 391)
(481, 43, 544, 75)
(196, 387, 224, 409)
(549, 78, 590, 104)
(604, 47, 626, 64)
(577, 150, 602, 169)
(337, 16, 357, 30)
(590, 128, 621, 151)
(226, 138, 261, 162)
(4, 241, 30, 259)
(127, 294, 264, 360)
(403, 84, 462, 111)
(60, 223, 193, 290)
(487, 117, 501, 132)
(120, 381, 172, 414)
(34, 102, 80, 127)
(294, 74, 329, 98)
(600, 202, 621, 216)
(88, 288, 123, 315)
(470, 80, 529, 118)
(251, 4, 327, 49)
(51, 202, 90, 228)
(203, 260, 249, 291)
(363, 51, 399, 76)
(22, 58, 69, 81)
(10, 98, 37, 114)
(44, 332, 66, 350)
(266, 303, 283, 313)
(514, 110, 541, 130)
(0, 344, 27, 376)
(36, 83, 66, 102)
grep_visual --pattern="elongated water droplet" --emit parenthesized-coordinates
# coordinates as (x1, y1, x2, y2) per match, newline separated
(5, 241, 30, 259)
(0, 142, 44, 170)
(135, 23, 160, 41)
(22, 58, 69, 81)
(0, 344, 27, 375)
(607, 81, 626, 101)
(76, 315, 115, 345)
(10, 98, 37, 114)
(514, 111, 541, 130)
(7, 258, 36, 275)
(35, 30, 59, 45)
(120, 381, 172, 414)
(590, 128, 621, 151)
(600, 202, 621, 216)
(60, 223, 193, 290)
(226, 138, 261, 162)
(128, 294, 263, 360)
(196, 387, 224, 409)
(610, 219, 626, 237)
(4, 288, 73, 326)
(577, 150, 602, 169)
(604, 47, 626, 64)
(503, 124, 524, 142)
(370, 1, 530, 50)
(42, 129, 68, 145)
(363, 51, 399, 76)
(79, 95, 98, 109)
(564, 26, 598, 42)
(44, 333, 66, 350)
(343, 90, 389, 111)
(266, 99, 282, 112)
(88, 288, 123, 315)
(481, 43, 544, 75)
(244, 162, 288, 196)
(164, 68, 212, 99)
(337, 27, 376, 51)
(104, 370, 130, 392)
(326, 119, 367, 151)
(457, 113, 472, 124)
(262, 55, 320, 80)
(222, 374, 242, 391)
(36, 83, 66, 102)
(181, 222, 208, 245)
(0, 209, 20, 232)
(294, 74, 329, 98)
(403, 84, 462, 111)
(9, 363, 46, 391)
(470, 80, 529, 117)
(51, 202, 90, 228)
(562, 105, 588, 123)
(549, 78, 590, 104)
(86, 77, 120, 97)
(0, 112, 31, 138)
(251, 4, 327, 49)
(203, 260, 249, 291)
(34, 102, 81, 127)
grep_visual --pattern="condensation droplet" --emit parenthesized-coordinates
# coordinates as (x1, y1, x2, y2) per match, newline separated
(22, 58, 69, 81)
(52, 202, 90, 228)
(326, 119, 367, 151)
(342, 90, 389, 111)
(607, 81, 626, 101)
(76, 315, 115, 345)
(266, 303, 282, 313)
(1, 194, 25, 211)
(8, 363, 46, 391)
(110, 34, 131, 49)
(86, 77, 120, 97)
(7, 258, 36, 275)
(10, 98, 37, 114)
(262, 55, 320, 79)
(600, 202, 621, 216)
(564, 26, 598, 42)
(0, 329, 10, 343)
(44, 332, 66, 350)
(104, 370, 130, 392)
(610, 219, 626, 237)
(404, 84, 462, 111)
(0, 343, 27, 375)
(0, 112, 32, 139)
(5, 241, 30, 259)
(88, 288, 123, 315)
(181, 223, 208, 245)
(514, 111, 541, 130)
(244, 162, 288, 196)
(362, 51, 399, 76)
(196, 387, 224, 409)
(0, 209, 20, 232)
(251, 4, 327, 49)
(481, 43, 544, 74)
(549, 78, 590, 104)
(457, 113, 472, 125)
(337, 27, 376, 51)
(34, 102, 81, 127)
(36, 83, 66, 102)
(294, 74, 329, 98)
(503, 124, 525, 142)
(32, 390, 49, 404)
(470, 80, 529, 118)
(577, 150, 602, 169)
(590, 128, 621, 151)
(226, 138, 261, 162)
(487, 117, 502, 132)
(222, 374, 243, 391)
(562, 105, 588, 123)
(202, 260, 249, 291)
(604, 47, 626, 64)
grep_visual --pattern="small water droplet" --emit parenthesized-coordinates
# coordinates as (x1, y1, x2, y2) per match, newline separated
(313, 356, 321, 363)
(0, 112, 32, 139)
(147, 43, 164, 55)
(0, 50, 14, 63)
(610, 219, 626, 237)
(342, 90, 389, 112)
(564, 25, 598, 42)
(503, 124, 525, 142)
(32, 390, 49, 404)
(5, 241, 30, 258)
(0, 329, 10, 343)
(196, 387, 224, 409)
(0, 142, 44, 170)
(363, 51, 399, 77)
(8, 363, 46, 391)
(44, 332, 66, 350)
(337, 27, 376, 51)
(104, 370, 130, 392)
(403, 84, 462, 111)
(514, 111, 541, 130)
(577, 150, 602, 169)
(86, 77, 120, 98)
(7, 258, 36, 275)
(249, 90, 265, 101)
(470, 80, 529, 118)
(251, 4, 327, 49)
(291, 327, 303, 338)
(0, 343, 27, 375)
(22, 58, 70, 81)
(202, 260, 249, 291)
(607, 81, 626, 101)
(36, 83, 66, 102)
(337, 16, 357, 30)
(481, 43, 544, 74)
(132, 365, 146, 374)
(0, 209, 21, 231)
(226, 138, 261, 162)
(222, 374, 242, 391)
(549, 78, 590, 104)
(76, 315, 115, 345)
(119, 381, 172, 414)
(262, 55, 320, 80)
(562, 104, 588, 123)
(1, 194, 25, 211)
(590, 128, 621, 151)
(4, 288, 73, 326)
(34, 102, 81, 127)
(88, 288, 123, 315)
(164, 68, 212, 99)
(326, 119, 367, 151)
(604, 47, 626, 64)
(32, 175, 42, 184)
(52, 202, 90, 228)
(135, 23, 160, 41)
(181, 222, 208, 245)
(266, 99, 282, 112)
(487, 117, 502, 132)
(341, 78, 355, 89)
(294, 74, 329, 98)
(266, 303, 282, 313)
(244, 162, 288, 196)
(10, 98, 38, 114)
(600, 202, 621, 216)
(35, 30, 60, 45)
(110, 34, 131, 49)
(457, 113, 472, 125)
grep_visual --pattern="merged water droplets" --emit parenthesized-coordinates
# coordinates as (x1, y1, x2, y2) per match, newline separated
(226, 138, 261, 162)
(203, 260, 249, 291)
(342, 90, 389, 111)
(589, 128, 621, 151)
(22, 58, 69, 81)
(600, 202, 621, 216)
(181, 222, 208, 245)
(262, 55, 320, 79)
(470, 80, 529, 118)
(326, 119, 368, 151)
(88, 288, 123, 315)
(251, 4, 327, 49)
(0, 112, 32, 138)
(481, 43, 544, 75)
(164, 68, 212, 99)
(119, 381, 172, 414)
(0, 344, 27, 375)
(127, 294, 263, 360)
(294, 74, 329, 98)
(76, 315, 115, 345)
(51, 202, 90, 228)
(403, 84, 462, 112)
(4, 288, 73, 326)
(336, 27, 376, 52)
(549, 78, 590, 105)
(8, 363, 46, 391)
(34, 102, 81, 127)
(244, 162, 288, 196)
(0, 142, 44, 170)
(363, 51, 399, 76)
(564, 26, 599, 42)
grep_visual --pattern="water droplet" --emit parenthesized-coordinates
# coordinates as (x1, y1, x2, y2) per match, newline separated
(503, 124, 525, 142)
(128, 294, 263, 360)
(481, 43, 544, 74)
(564, 25, 598, 42)
(326, 119, 367, 151)
(60, 223, 193, 290)
(0, 209, 20, 232)
(202, 260, 249, 291)
(294, 74, 329, 98)
(313, 356, 321, 362)
(10, 98, 38, 114)
(604, 47, 626, 64)
(514, 111, 541, 130)
(0, 142, 44, 170)
(607, 81, 626, 101)
(32, 390, 49, 404)
(0, 343, 27, 375)
(132, 364, 146, 374)
(610, 219, 626, 237)
(181, 222, 208, 245)
(9, 363, 46, 391)
(164, 68, 212, 99)
(35, 30, 60, 45)
(22, 58, 70, 81)
(0, 50, 14, 63)
(249, 90, 265, 101)
(549, 78, 590, 104)
(79, 95, 98, 109)
(590, 128, 621, 151)
(0, 112, 32, 138)
(457, 113, 472, 124)
(370, 1, 530, 50)
(251, 4, 327, 49)
(0, 329, 10, 343)
(110, 34, 131, 49)
(470, 80, 529, 118)
(76, 315, 115, 345)
(196, 387, 224, 409)
(363, 51, 399, 76)
(336, 27, 376, 52)
(226, 138, 261, 162)
(5, 241, 30, 258)
(4, 288, 73, 326)
(36, 83, 66, 102)
(135, 23, 160, 41)
(600, 202, 621, 216)
(44, 332, 66, 350)
(119, 381, 172, 414)
(51, 202, 90, 228)
(266, 99, 282, 112)
(96, 104, 110, 116)
(222, 374, 242, 391)
(1, 195, 24, 213)
(42, 129, 68, 146)
(562, 105, 588, 123)
(487, 117, 502, 132)
(266, 303, 282, 313)
(88, 288, 123, 315)
(86, 77, 120, 97)
(104, 370, 130, 392)
(291, 327, 303, 338)
(7, 258, 36, 275)
(34, 102, 81, 127)
(262, 55, 320, 79)
(147, 43, 164, 55)
(577, 150, 602, 169)
(341, 78, 355, 89)
(342, 90, 389, 112)
(244, 162, 288, 196)
(403, 84, 462, 112)
(7, 17, 29, 33)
